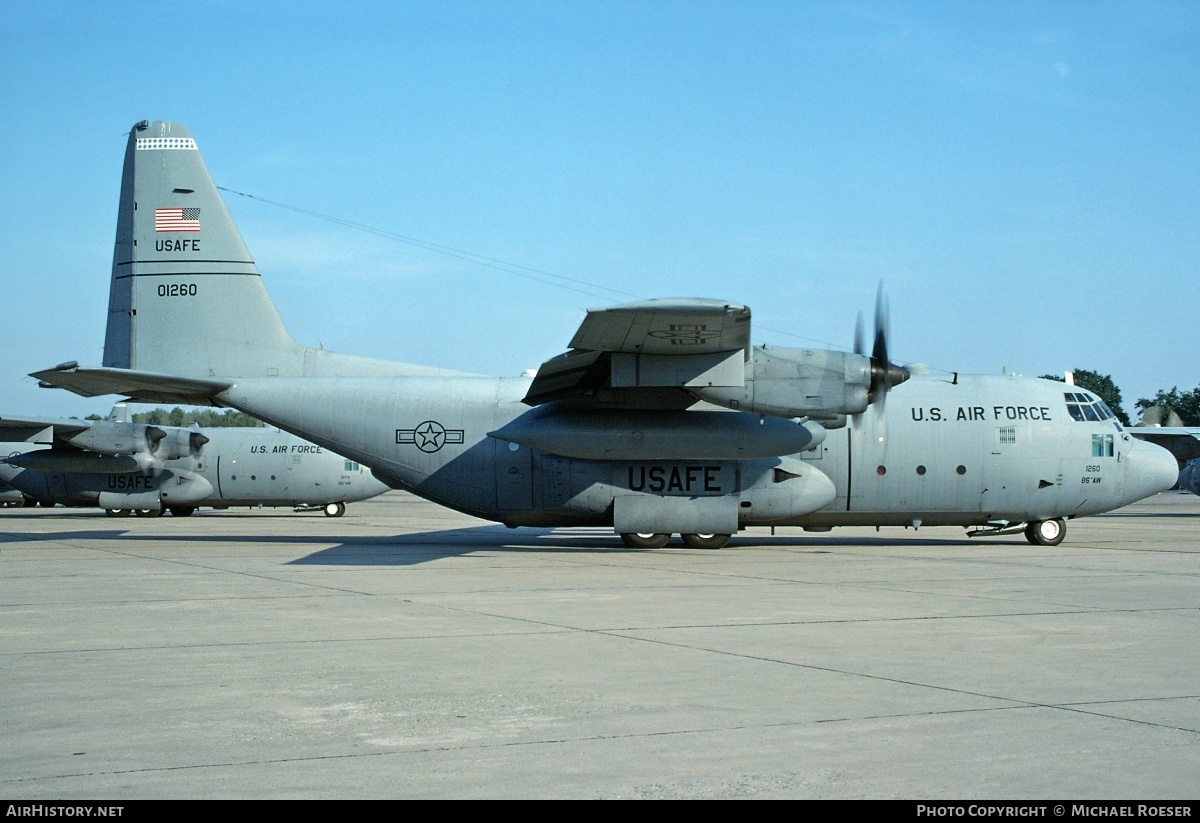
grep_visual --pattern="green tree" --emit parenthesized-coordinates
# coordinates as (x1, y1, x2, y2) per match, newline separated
(1039, 369, 1131, 426)
(131, 408, 263, 427)
(1134, 387, 1200, 427)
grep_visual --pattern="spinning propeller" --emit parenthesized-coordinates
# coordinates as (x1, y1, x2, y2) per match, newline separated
(853, 283, 909, 422)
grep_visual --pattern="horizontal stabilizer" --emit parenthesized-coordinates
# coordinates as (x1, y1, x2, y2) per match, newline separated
(31, 365, 233, 406)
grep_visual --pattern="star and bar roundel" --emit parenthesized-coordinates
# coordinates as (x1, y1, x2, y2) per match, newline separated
(396, 421, 465, 453)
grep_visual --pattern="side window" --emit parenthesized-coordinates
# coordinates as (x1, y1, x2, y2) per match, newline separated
(1091, 434, 1114, 457)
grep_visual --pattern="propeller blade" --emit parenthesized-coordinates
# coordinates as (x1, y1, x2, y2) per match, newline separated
(865, 283, 909, 407)
(872, 282, 889, 365)
(852, 284, 910, 432)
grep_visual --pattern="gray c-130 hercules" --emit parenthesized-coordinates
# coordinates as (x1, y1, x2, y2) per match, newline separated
(1, 404, 388, 516)
(32, 120, 1179, 547)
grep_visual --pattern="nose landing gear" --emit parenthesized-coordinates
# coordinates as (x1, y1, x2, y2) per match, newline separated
(1024, 518, 1065, 546)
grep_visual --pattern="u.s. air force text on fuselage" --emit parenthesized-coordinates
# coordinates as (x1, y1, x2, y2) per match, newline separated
(247, 443, 324, 454)
(910, 404, 1053, 422)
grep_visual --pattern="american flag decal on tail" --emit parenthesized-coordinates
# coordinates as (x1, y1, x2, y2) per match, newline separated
(154, 207, 200, 233)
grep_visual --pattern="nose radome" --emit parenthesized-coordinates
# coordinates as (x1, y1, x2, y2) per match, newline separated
(1122, 439, 1181, 505)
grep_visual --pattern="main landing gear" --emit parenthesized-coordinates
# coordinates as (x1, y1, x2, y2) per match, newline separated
(1024, 517, 1065, 546)
(619, 532, 731, 550)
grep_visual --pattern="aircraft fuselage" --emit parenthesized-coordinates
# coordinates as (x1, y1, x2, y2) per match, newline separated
(0, 427, 387, 512)
(213, 372, 1173, 532)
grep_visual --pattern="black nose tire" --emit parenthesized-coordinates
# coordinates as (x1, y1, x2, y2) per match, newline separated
(1025, 518, 1065, 546)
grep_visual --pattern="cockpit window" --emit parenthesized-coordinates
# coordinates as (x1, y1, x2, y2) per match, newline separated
(1064, 392, 1116, 424)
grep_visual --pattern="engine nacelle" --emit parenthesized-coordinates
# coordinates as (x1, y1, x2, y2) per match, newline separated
(64, 422, 208, 464)
(146, 427, 209, 461)
(66, 421, 157, 456)
(693, 347, 873, 419)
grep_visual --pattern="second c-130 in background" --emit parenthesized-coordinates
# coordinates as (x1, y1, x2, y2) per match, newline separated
(1, 405, 388, 516)
(33, 120, 1179, 547)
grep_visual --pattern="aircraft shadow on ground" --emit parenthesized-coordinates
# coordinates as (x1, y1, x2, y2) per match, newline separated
(287, 527, 996, 567)
(0, 511, 1013, 565)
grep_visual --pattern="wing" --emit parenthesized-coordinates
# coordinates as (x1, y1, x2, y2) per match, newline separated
(523, 298, 751, 407)
(0, 414, 91, 445)
(1128, 427, 1200, 464)
(30, 364, 233, 406)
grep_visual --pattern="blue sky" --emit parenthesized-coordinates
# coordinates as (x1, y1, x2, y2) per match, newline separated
(2, 1, 1197, 420)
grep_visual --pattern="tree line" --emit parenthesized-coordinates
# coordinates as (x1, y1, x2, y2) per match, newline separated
(83, 408, 264, 427)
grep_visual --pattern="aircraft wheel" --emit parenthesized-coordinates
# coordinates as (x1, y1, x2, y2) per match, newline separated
(681, 533, 731, 550)
(134, 507, 163, 518)
(168, 506, 196, 517)
(620, 532, 671, 549)
(105, 509, 132, 518)
(1025, 518, 1065, 546)
(323, 502, 346, 518)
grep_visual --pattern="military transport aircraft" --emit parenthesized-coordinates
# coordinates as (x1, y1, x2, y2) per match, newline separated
(31, 121, 1179, 547)
(1, 404, 388, 516)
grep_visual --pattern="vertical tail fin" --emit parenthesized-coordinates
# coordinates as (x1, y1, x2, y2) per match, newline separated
(99, 120, 466, 381)
(103, 120, 302, 376)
